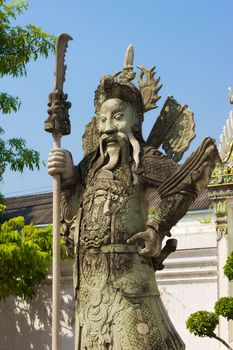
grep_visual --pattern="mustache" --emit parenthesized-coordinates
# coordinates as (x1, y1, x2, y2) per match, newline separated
(92, 130, 140, 182)
(99, 131, 128, 144)
(99, 131, 129, 158)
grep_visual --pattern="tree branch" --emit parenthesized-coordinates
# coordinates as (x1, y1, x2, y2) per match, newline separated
(213, 334, 233, 350)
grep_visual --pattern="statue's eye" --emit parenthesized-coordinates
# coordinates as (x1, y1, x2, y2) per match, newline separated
(114, 113, 123, 120)
(101, 116, 106, 123)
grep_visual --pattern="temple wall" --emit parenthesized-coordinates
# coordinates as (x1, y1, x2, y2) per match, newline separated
(0, 260, 75, 350)
(158, 211, 220, 350)
(0, 211, 223, 350)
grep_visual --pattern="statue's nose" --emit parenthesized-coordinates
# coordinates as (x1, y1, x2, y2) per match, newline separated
(104, 127, 117, 135)
(104, 119, 117, 134)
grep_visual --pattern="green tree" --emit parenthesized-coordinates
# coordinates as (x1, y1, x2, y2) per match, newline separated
(0, 0, 55, 181)
(186, 254, 233, 350)
(0, 215, 51, 299)
(0, 0, 57, 300)
(215, 297, 233, 321)
(224, 252, 233, 281)
(0, 213, 66, 300)
(186, 311, 232, 349)
(186, 311, 218, 338)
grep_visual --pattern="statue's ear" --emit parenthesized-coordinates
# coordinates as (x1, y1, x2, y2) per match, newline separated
(82, 116, 100, 156)
(131, 112, 140, 130)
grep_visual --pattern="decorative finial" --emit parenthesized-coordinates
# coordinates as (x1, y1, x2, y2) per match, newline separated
(228, 87, 233, 104)
(124, 44, 134, 69)
(119, 44, 136, 83)
(97, 45, 162, 114)
(219, 110, 233, 162)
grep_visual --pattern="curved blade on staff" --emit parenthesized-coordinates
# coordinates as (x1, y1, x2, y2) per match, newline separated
(54, 33, 73, 92)
(44, 32, 72, 350)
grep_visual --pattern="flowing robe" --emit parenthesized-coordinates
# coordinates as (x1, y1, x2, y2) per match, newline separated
(61, 141, 218, 350)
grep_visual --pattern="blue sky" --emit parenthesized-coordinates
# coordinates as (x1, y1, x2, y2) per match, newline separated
(1, 0, 233, 196)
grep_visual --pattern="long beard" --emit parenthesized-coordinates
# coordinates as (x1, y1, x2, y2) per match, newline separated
(98, 130, 140, 183)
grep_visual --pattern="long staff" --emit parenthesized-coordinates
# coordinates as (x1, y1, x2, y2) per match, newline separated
(44, 33, 72, 350)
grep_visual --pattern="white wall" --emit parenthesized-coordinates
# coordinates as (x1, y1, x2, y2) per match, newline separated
(157, 211, 219, 349)
(0, 211, 221, 350)
(0, 260, 75, 350)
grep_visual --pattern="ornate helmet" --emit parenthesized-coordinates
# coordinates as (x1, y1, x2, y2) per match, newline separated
(94, 45, 162, 140)
(83, 45, 162, 155)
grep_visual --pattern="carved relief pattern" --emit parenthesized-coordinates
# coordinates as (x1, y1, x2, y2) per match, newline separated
(79, 250, 115, 349)
(76, 166, 183, 349)
(114, 298, 167, 350)
(82, 115, 99, 156)
(80, 174, 129, 249)
(208, 160, 233, 240)
(147, 96, 195, 162)
(77, 168, 132, 348)
(209, 162, 233, 186)
(213, 199, 228, 240)
(78, 251, 174, 349)
(54, 43, 221, 350)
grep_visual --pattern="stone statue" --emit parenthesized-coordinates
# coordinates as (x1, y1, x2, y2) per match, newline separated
(48, 45, 219, 349)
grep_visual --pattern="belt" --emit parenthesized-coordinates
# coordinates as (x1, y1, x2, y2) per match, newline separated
(101, 243, 138, 254)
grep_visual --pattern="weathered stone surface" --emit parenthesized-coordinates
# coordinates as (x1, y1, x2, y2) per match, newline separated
(48, 45, 219, 349)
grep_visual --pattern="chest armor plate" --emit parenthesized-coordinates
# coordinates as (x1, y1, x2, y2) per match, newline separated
(80, 168, 147, 248)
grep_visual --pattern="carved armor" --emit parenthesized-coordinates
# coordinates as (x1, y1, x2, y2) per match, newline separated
(59, 136, 219, 350)
(56, 45, 220, 350)
(72, 163, 185, 349)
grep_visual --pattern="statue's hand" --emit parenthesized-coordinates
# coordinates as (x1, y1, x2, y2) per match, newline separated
(127, 227, 163, 257)
(47, 148, 74, 180)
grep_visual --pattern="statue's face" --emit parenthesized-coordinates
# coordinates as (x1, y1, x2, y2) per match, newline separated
(98, 98, 133, 140)
(97, 98, 141, 173)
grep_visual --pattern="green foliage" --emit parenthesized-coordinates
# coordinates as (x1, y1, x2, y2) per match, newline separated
(0, 216, 49, 300)
(0, 0, 57, 301)
(0, 0, 55, 112)
(224, 252, 233, 281)
(186, 311, 218, 338)
(0, 0, 55, 79)
(215, 297, 233, 321)
(22, 223, 67, 260)
(0, 136, 40, 182)
(186, 253, 233, 349)
(0, 0, 55, 181)
(0, 193, 6, 214)
(0, 93, 21, 114)
(0, 212, 66, 300)
(0, 203, 6, 213)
